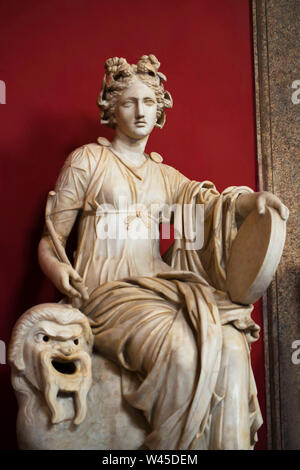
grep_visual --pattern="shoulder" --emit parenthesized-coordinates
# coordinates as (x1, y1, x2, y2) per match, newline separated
(159, 161, 190, 185)
(147, 153, 180, 179)
(146, 151, 174, 173)
(149, 151, 163, 163)
(62, 141, 104, 171)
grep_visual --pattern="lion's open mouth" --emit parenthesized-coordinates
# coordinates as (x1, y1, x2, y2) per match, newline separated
(51, 359, 77, 375)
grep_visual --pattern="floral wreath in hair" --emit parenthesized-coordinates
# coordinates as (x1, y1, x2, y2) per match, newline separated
(97, 55, 173, 129)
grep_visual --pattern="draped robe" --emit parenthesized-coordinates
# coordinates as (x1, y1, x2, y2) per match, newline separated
(46, 140, 263, 449)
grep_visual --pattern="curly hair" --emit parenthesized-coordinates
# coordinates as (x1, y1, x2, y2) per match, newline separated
(97, 55, 173, 129)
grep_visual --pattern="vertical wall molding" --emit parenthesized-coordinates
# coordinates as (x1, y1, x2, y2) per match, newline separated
(252, 0, 300, 450)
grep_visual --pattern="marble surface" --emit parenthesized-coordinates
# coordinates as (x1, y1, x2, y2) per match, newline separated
(17, 355, 148, 449)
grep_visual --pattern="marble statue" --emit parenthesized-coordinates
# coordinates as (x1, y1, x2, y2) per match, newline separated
(9, 54, 289, 450)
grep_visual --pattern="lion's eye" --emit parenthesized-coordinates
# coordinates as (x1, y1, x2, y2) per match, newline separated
(43, 335, 49, 342)
(74, 339, 79, 345)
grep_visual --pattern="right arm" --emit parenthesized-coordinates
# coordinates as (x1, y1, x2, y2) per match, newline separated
(38, 235, 87, 300)
(38, 145, 95, 300)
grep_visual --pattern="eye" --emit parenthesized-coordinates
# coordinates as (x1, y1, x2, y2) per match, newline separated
(144, 99, 155, 106)
(122, 100, 134, 108)
(74, 339, 79, 345)
(34, 333, 50, 343)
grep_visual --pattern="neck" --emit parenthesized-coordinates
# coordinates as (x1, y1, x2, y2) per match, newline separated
(111, 129, 149, 163)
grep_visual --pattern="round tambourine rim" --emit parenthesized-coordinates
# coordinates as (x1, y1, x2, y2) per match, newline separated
(226, 207, 286, 305)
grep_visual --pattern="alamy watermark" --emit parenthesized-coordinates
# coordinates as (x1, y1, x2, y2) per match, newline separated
(0, 340, 6, 364)
(94, 198, 204, 250)
(291, 80, 300, 104)
(0, 80, 6, 104)
(291, 340, 300, 365)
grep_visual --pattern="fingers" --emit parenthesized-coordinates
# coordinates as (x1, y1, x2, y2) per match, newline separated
(68, 267, 90, 300)
(268, 196, 287, 220)
(60, 270, 81, 298)
(257, 192, 289, 220)
(68, 267, 83, 283)
(72, 280, 90, 301)
(280, 204, 289, 221)
(256, 194, 266, 215)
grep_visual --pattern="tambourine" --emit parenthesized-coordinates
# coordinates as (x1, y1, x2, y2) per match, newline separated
(226, 207, 286, 305)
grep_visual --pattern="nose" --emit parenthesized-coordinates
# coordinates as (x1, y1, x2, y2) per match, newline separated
(62, 346, 74, 356)
(136, 100, 145, 118)
(57, 341, 76, 356)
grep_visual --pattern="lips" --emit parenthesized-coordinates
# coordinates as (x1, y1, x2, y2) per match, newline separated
(45, 351, 83, 375)
(135, 120, 146, 126)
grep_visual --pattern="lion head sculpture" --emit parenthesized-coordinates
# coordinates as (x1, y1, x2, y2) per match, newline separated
(8, 303, 93, 426)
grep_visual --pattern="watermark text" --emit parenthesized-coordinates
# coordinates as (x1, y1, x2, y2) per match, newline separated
(291, 80, 300, 104)
(0, 80, 6, 104)
(291, 340, 300, 365)
(0, 340, 6, 364)
(94, 198, 204, 250)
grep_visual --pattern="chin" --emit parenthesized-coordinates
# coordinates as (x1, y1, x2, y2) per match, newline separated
(134, 131, 150, 139)
(131, 126, 154, 139)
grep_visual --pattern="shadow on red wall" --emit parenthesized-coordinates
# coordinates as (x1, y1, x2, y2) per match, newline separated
(0, 0, 266, 449)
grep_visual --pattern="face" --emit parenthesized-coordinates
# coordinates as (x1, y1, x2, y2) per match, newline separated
(114, 79, 158, 139)
(21, 320, 87, 391)
(21, 320, 92, 426)
(23, 321, 86, 370)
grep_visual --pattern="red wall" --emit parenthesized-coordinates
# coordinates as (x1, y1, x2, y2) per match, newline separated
(0, 0, 266, 449)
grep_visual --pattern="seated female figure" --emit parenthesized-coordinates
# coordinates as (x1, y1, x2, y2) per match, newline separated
(38, 55, 288, 450)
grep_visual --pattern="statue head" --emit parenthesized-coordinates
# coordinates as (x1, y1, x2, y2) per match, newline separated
(97, 54, 173, 130)
(8, 303, 93, 425)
